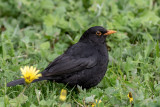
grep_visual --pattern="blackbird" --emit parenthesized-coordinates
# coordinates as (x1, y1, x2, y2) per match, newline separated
(7, 26, 116, 89)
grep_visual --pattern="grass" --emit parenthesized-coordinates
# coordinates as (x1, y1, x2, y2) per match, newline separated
(0, 0, 160, 106)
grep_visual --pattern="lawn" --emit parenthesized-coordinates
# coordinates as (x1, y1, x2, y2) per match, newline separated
(0, 0, 160, 106)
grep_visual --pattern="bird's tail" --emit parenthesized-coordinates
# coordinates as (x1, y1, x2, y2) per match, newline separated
(7, 77, 51, 87)
(7, 78, 25, 87)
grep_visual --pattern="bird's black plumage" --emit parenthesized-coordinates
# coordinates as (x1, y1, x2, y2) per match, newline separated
(7, 26, 116, 89)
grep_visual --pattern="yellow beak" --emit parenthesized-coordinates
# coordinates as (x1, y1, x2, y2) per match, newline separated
(104, 30, 117, 35)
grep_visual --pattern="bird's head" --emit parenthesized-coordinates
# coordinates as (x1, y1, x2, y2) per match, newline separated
(80, 26, 116, 44)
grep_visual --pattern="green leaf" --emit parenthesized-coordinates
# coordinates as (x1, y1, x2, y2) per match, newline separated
(35, 89, 41, 103)
(156, 41, 160, 57)
(144, 41, 155, 58)
(85, 95, 95, 103)
(139, 11, 160, 25)
(61, 103, 71, 107)
(40, 42, 50, 50)
(9, 94, 28, 106)
(69, 19, 80, 31)
(43, 14, 58, 27)
(0, 97, 5, 107)
(40, 0, 54, 9)
(39, 100, 47, 106)
(39, 99, 57, 106)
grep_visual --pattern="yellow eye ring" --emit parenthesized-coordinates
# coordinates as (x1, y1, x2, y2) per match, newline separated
(96, 31, 102, 36)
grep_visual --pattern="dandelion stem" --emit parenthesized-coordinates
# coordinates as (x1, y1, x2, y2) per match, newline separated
(19, 85, 28, 96)
(72, 96, 84, 107)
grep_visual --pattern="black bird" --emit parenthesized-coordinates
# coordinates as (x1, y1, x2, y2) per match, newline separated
(7, 26, 116, 89)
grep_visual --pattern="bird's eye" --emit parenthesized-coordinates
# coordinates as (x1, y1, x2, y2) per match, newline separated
(96, 31, 102, 36)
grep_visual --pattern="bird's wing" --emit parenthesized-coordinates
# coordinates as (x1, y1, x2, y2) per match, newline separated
(42, 43, 97, 76)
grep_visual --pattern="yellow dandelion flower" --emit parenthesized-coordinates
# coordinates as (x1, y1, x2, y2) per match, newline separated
(91, 99, 102, 107)
(128, 92, 133, 103)
(59, 89, 67, 101)
(20, 66, 42, 84)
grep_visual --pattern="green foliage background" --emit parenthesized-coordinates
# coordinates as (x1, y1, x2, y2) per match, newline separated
(0, 0, 160, 106)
